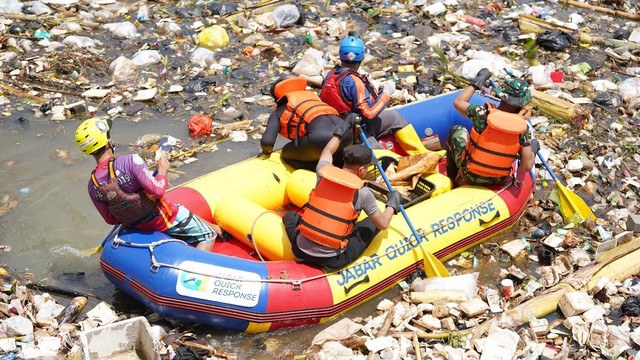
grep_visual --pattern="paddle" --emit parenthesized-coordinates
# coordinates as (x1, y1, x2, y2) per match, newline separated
(537, 155, 596, 222)
(355, 124, 450, 278)
(488, 79, 596, 222)
(81, 224, 122, 256)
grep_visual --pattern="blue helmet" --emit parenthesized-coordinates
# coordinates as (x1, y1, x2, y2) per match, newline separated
(339, 36, 365, 62)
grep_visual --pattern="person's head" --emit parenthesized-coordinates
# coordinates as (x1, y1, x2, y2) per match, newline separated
(339, 36, 365, 67)
(269, 76, 308, 100)
(342, 144, 376, 179)
(75, 117, 113, 156)
(500, 78, 531, 108)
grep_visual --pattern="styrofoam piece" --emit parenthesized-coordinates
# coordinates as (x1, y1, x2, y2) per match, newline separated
(79, 316, 160, 360)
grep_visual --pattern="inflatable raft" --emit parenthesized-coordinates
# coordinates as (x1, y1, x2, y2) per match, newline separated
(99, 90, 535, 332)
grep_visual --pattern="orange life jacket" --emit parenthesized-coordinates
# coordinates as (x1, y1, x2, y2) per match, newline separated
(91, 158, 160, 227)
(297, 166, 363, 249)
(277, 91, 338, 143)
(463, 103, 528, 178)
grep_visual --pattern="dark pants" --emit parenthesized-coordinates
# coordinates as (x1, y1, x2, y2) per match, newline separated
(283, 211, 379, 269)
(281, 115, 353, 171)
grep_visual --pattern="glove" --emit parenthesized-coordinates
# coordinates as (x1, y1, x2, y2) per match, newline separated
(471, 68, 492, 90)
(261, 147, 272, 156)
(385, 191, 402, 214)
(382, 81, 396, 95)
(333, 115, 357, 139)
(530, 139, 540, 154)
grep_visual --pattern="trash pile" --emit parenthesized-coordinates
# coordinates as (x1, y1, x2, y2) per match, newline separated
(0, 268, 239, 359)
(0, 0, 639, 357)
(306, 236, 640, 359)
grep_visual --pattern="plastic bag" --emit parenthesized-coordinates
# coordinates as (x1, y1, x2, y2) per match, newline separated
(618, 77, 640, 102)
(131, 50, 161, 67)
(190, 47, 215, 66)
(620, 296, 640, 316)
(102, 21, 139, 39)
(110, 56, 138, 83)
(184, 77, 217, 93)
(197, 25, 229, 50)
(62, 35, 101, 48)
(593, 92, 621, 108)
(188, 114, 212, 136)
(207, 2, 238, 16)
(272, 4, 300, 28)
(410, 272, 478, 300)
(0, 0, 22, 14)
(535, 31, 572, 51)
(612, 28, 631, 40)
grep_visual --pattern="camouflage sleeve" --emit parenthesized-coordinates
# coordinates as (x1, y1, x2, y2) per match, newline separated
(520, 123, 532, 147)
(466, 104, 488, 133)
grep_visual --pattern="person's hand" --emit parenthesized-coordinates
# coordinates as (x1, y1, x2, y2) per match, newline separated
(211, 223, 223, 235)
(471, 68, 492, 90)
(530, 139, 540, 154)
(333, 116, 357, 139)
(385, 191, 402, 214)
(382, 81, 396, 95)
(260, 145, 273, 156)
(156, 157, 169, 175)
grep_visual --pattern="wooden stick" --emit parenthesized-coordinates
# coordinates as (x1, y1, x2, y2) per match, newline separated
(378, 307, 395, 337)
(559, 0, 640, 20)
(412, 332, 422, 359)
(0, 83, 46, 104)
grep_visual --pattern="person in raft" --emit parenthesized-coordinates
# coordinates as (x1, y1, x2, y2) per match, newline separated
(319, 35, 431, 156)
(260, 76, 353, 170)
(282, 116, 402, 269)
(75, 117, 222, 251)
(447, 68, 540, 186)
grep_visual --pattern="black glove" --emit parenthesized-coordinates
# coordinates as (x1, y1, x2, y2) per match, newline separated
(333, 114, 358, 139)
(385, 191, 402, 214)
(471, 68, 492, 90)
(530, 139, 540, 154)
(261, 145, 273, 156)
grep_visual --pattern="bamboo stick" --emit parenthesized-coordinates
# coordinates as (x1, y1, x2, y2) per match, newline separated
(377, 307, 395, 337)
(0, 83, 46, 104)
(529, 89, 590, 127)
(559, 0, 640, 21)
(518, 15, 638, 51)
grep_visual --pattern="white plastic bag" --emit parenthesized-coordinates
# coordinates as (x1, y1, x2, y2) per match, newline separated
(272, 4, 300, 28)
(62, 35, 101, 48)
(0, 0, 22, 14)
(410, 272, 478, 300)
(102, 21, 139, 39)
(618, 77, 640, 102)
(110, 56, 138, 83)
(190, 47, 215, 66)
(131, 50, 161, 67)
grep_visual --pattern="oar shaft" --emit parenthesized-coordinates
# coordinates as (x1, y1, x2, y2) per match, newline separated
(536, 151, 560, 182)
(356, 126, 423, 242)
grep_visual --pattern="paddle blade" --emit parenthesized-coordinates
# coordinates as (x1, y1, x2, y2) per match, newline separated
(421, 247, 450, 277)
(555, 183, 596, 222)
(79, 245, 103, 257)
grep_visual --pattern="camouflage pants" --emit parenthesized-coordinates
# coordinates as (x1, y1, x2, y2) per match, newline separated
(447, 125, 507, 185)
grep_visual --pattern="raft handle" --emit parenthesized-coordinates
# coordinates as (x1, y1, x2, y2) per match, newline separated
(478, 210, 501, 226)
(344, 274, 370, 295)
(291, 281, 302, 291)
(150, 264, 160, 273)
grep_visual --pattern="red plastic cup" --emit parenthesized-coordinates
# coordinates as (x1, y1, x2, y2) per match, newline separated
(550, 71, 564, 83)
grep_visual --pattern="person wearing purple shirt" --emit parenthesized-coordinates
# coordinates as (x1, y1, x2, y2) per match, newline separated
(75, 118, 221, 251)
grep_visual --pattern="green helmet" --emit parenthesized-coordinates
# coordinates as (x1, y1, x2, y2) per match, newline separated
(501, 78, 531, 107)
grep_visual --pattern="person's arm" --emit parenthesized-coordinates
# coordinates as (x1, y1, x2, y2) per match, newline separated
(319, 136, 342, 164)
(343, 76, 390, 120)
(130, 154, 169, 199)
(453, 86, 475, 118)
(261, 104, 286, 154)
(519, 145, 535, 172)
(363, 190, 400, 230)
(88, 182, 118, 224)
(368, 206, 395, 230)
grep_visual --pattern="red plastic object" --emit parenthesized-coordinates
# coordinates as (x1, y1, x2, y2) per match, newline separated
(550, 71, 564, 83)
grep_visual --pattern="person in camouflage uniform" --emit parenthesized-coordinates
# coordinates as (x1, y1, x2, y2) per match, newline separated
(446, 69, 539, 185)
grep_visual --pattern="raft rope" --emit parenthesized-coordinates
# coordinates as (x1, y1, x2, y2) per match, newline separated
(109, 180, 518, 288)
(247, 210, 278, 262)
